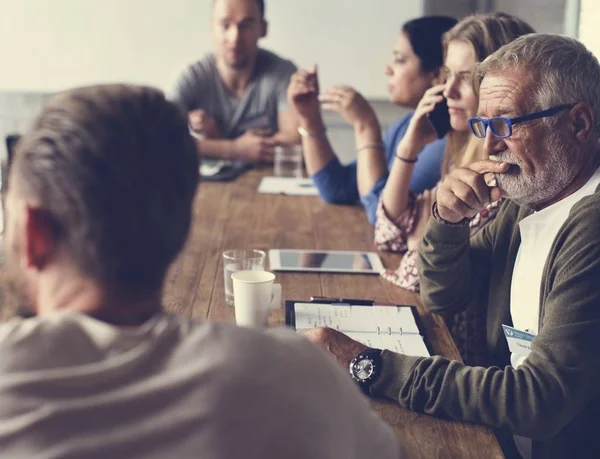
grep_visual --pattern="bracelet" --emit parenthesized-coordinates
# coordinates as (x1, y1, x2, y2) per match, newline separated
(356, 142, 385, 153)
(298, 125, 327, 138)
(395, 154, 418, 164)
(432, 201, 470, 227)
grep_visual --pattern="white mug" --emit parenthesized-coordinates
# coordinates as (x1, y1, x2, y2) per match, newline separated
(231, 270, 282, 327)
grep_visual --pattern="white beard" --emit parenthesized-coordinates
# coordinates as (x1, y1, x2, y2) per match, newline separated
(490, 130, 577, 208)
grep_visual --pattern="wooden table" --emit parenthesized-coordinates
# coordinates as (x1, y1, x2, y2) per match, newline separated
(163, 168, 504, 459)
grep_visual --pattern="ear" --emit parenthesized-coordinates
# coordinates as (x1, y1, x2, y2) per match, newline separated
(24, 207, 59, 271)
(570, 102, 594, 144)
(260, 20, 268, 38)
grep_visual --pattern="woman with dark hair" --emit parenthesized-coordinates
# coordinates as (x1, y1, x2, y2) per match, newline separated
(288, 16, 457, 225)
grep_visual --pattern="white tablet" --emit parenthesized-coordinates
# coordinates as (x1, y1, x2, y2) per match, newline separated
(268, 249, 384, 274)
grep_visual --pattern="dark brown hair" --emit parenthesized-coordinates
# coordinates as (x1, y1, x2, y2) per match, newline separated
(402, 16, 457, 73)
(11, 85, 199, 295)
(213, 0, 265, 19)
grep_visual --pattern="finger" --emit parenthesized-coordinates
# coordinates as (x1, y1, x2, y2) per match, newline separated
(297, 79, 318, 93)
(418, 94, 444, 109)
(414, 101, 438, 118)
(437, 186, 474, 219)
(320, 103, 341, 112)
(425, 83, 447, 96)
(293, 70, 311, 79)
(449, 169, 491, 207)
(483, 172, 497, 187)
(260, 136, 277, 147)
(324, 87, 351, 98)
(445, 177, 484, 216)
(311, 64, 318, 75)
(318, 93, 342, 103)
(189, 112, 202, 122)
(251, 129, 272, 137)
(292, 84, 315, 96)
(291, 73, 311, 86)
(469, 160, 510, 175)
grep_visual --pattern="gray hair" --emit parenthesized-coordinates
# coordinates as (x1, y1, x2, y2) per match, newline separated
(477, 33, 600, 138)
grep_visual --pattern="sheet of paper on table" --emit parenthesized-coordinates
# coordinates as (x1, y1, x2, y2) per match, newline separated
(294, 302, 430, 357)
(257, 177, 319, 196)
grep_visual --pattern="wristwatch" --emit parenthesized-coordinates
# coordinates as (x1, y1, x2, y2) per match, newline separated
(349, 348, 383, 394)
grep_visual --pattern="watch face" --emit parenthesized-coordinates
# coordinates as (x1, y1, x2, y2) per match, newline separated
(352, 358, 375, 381)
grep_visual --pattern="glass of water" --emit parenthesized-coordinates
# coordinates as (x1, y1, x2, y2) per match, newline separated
(222, 249, 266, 306)
(274, 145, 303, 178)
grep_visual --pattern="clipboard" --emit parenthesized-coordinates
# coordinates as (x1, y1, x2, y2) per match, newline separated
(286, 299, 424, 330)
(285, 299, 431, 357)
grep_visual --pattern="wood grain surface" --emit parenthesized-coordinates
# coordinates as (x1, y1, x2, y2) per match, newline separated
(162, 168, 505, 459)
(0, 167, 504, 458)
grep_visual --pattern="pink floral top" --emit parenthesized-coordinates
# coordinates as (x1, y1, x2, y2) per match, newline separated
(374, 194, 501, 292)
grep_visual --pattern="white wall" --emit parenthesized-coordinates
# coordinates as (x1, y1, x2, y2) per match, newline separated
(494, 0, 564, 34)
(0, 0, 423, 99)
(579, 0, 600, 58)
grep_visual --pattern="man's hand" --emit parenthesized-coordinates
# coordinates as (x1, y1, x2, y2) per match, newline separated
(188, 109, 220, 139)
(318, 85, 379, 131)
(288, 66, 321, 122)
(304, 327, 368, 369)
(436, 160, 509, 223)
(232, 130, 277, 162)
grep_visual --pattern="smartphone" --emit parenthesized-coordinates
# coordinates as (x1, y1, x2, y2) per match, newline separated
(427, 96, 451, 139)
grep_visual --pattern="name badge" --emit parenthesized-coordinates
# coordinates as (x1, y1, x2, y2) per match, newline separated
(502, 324, 536, 357)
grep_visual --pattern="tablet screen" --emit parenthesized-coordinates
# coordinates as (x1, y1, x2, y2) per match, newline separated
(279, 251, 373, 270)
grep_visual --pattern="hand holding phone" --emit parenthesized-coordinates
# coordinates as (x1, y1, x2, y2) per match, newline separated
(427, 96, 451, 139)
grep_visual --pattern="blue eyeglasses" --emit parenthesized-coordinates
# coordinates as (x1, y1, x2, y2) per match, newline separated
(468, 104, 575, 139)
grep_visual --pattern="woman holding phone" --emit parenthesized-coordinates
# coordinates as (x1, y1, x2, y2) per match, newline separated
(288, 16, 457, 225)
(375, 13, 535, 364)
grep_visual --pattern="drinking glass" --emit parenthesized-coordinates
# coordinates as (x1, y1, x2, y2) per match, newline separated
(222, 249, 266, 306)
(274, 145, 303, 178)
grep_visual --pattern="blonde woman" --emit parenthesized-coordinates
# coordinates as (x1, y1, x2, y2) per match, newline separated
(375, 13, 535, 364)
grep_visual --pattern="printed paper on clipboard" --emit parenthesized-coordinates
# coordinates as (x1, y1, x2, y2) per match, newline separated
(287, 301, 430, 357)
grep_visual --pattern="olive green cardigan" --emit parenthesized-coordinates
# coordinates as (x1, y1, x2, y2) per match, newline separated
(371, 186, 600, 459)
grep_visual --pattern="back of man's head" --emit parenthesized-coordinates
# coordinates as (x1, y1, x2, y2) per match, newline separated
(10, 85, 199, 295)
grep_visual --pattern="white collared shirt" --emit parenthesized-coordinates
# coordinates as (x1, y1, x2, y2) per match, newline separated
(509, 166, 600, 459)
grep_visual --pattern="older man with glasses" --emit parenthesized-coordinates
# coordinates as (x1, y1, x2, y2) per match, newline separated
(305, 33, 600, 459)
